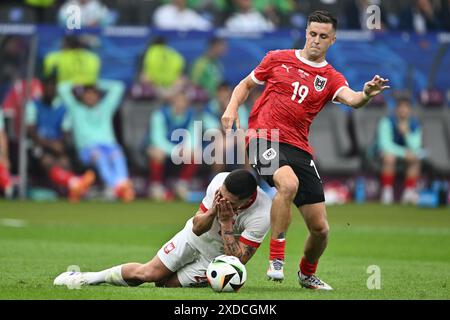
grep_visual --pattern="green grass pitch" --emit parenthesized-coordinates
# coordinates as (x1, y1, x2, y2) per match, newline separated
(0, 200, 449, 300)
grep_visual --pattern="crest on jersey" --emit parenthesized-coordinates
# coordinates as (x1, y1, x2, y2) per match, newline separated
(164, 242, 175, 254)
(314, 75, 327, 92)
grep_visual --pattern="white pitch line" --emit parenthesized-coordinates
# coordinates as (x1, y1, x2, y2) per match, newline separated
(0, 218, 27, 228)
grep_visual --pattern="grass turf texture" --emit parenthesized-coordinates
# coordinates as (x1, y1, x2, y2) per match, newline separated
(0, 200, 449, 300)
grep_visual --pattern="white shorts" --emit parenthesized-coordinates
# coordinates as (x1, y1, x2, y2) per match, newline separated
(157, 228, 210, 287)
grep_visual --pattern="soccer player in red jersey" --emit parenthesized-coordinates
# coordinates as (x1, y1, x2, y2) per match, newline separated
(222, 10, 390, 290)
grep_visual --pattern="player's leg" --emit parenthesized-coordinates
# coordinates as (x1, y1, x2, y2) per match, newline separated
(106, 144, 135, 202)
(157, 254, 210, 288)
(401, 155, 421, 204)
(296, 202, 332, 290)
(147, 147, 170, 200)
(266, 165, 298, 281)
(50, 154, 95, 201)
(380, 153, 396, 204)
(175, 147, 198, 200)
(53, 256, 175, 287)
(0, 159, 12, 196)
(80, 145, 116, 198)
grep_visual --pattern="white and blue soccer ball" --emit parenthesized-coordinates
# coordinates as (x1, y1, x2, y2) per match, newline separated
(206, 255, 247, 292)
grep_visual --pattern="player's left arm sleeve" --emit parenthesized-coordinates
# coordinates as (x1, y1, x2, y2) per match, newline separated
(97, 79, 125, 114)
(329, 72, 350, 105)
(250, 51, 275, 85)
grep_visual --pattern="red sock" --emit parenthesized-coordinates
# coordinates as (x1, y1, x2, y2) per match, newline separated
(300, 256, 318, 276)
(405, 177, 417, 189)
(381, 173, 394, 187)
(179, 163, 197, 182)
(149, 160, 164, 183)
(269, 239, 286, 261)
(0, 163, 12, 190)
(49, 166, 75, 188)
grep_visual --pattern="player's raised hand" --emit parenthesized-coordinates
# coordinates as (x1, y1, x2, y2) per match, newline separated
(221, 107, 240, 130)
(363, 75, 390, 98)
(210, 190, 222, 216)
(217, 199, 234, 225)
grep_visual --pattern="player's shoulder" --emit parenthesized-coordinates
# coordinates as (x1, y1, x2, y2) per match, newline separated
(207, 172, 230, 191)
(244, 188, 272, 217)
(265, 49, 296, 59)
(323, 62, 344, 77)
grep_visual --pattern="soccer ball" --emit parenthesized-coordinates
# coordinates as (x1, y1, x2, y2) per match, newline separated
(206, 255, 247, 292)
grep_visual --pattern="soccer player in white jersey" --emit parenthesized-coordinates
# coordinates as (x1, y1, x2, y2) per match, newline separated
(54, 169, 271, 288)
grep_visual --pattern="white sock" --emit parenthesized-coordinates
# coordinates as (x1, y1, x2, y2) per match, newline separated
(84, 265, 128, 286)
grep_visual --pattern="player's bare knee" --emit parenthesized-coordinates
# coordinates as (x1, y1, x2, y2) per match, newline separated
(277, 180, 299, 200)
(310, 224, 329, 240)
(382, 154, 396, 166)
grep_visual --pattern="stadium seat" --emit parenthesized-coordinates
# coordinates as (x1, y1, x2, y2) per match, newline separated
(309, 105, 361, 174)
(120, 100, 156, 172)
(352, 105, 388, 173)
(418, 107, 450, 175)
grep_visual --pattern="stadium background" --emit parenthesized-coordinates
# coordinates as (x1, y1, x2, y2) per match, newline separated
(0, 0, 449, 300)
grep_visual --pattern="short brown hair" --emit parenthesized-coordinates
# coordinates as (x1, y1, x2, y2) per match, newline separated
(307, 10, 338, 30)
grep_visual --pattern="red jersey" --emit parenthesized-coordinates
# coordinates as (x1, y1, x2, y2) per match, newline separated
(247, 49, 348, 155)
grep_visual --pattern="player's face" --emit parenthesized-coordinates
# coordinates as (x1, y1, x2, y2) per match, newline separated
(171, 92, 189, 115)
(218, 185, 252, 213)
(82, 89, 100, 107)
(396, 102, 411, 120)
(305, 22, 336, 60)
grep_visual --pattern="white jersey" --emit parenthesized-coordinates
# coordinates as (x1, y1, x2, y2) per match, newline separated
(184, 172, 271, 260)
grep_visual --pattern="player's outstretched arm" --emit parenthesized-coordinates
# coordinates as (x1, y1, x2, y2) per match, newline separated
(335, 75, 390, 109)
(221, 75, 257, 130)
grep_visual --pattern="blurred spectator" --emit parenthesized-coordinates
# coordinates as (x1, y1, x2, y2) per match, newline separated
(440, 0, 450, 30)
(137, 37, 187, 101)
(398, 0, 440, 33)
(258, 0, 294, 27)
(44, 35, 101, 86)
(224, 0, 275, 32)
(344, 0, 389, 30)
(0, 108, 13, 198)
(375, 98, 424, 205)
(26, 76, 95, 201)
(25, 0, 57, 24)
(2, 79, 43, 141)
(0, 36, 27, 102)
(190, 37, 227, 98)
(153, 0, 212, 31)
(58, 79, 135, 202)
(202, 82, 249, 175)
(147, 91, 199, 201)
(58, 0, 115, 28)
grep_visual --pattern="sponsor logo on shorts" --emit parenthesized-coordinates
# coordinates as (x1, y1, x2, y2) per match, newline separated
(262, 148, 277, 161)
(164, 242, 176, 254)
